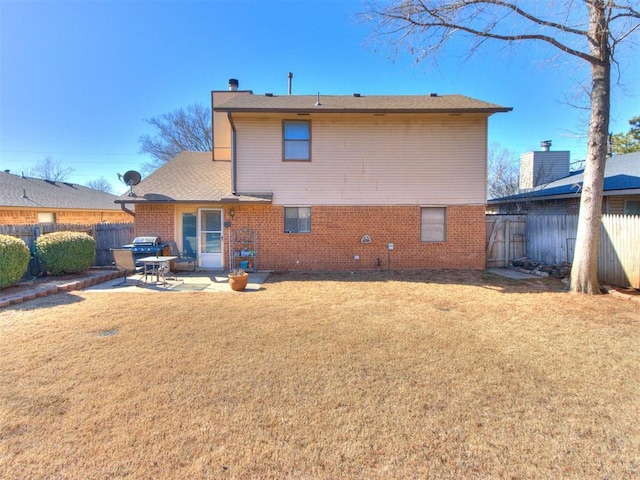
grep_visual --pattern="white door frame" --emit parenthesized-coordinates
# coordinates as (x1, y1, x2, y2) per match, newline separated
(197, 208, 223, 269)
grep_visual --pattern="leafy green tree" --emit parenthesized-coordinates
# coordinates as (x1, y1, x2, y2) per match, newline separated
(611, 115, 640, 155)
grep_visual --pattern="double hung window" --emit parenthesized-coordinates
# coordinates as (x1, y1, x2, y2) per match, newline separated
(283, 120, 310, 161)
(421, 207, 446, 242)
(285, 207, 311, 233)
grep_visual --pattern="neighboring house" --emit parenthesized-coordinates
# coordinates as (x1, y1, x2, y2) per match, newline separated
(488, 149, 640, 215)
(117, 79, 510, 271)
(0, 170, 132, 225)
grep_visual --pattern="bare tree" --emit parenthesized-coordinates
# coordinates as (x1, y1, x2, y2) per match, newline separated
(363, 0, 640, 294)
(86, 177, 114, 194)
(138, 103, 212, 174)
(487, 142, 519, 199)
(28, 156, 74, 181)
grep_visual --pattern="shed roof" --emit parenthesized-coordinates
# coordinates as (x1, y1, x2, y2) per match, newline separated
(214, 93, 512, 114)
(0, 171, 125, 210)
(115, 151, 271, 204)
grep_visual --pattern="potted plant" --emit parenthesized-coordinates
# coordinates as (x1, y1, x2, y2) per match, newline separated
(228, 268, 248, 291)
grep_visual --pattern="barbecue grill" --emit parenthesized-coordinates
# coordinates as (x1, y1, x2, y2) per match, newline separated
(122, 236, 167, 263)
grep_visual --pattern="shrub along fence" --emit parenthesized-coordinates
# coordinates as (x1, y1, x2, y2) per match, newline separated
(0, 223, 134, 276)
(487, 214, 640, 288)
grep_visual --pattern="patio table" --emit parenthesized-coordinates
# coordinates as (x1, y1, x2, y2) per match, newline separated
(138, 256, 177, 285)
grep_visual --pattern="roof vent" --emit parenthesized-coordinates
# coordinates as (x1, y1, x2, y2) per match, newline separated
(315, 92, 321, 106)
(265, 93, 274, 97)
(541, 140, 552, 151)
(353, 93, 361, 97)
(3, 169, 9, 173)
(228, 78, 239, 91)
(430, 93, 438, 97)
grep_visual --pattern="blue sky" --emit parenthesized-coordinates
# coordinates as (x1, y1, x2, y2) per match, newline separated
(1, 0, 638, 194)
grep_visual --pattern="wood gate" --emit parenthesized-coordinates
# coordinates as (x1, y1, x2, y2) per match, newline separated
(485, 215, 527, 268)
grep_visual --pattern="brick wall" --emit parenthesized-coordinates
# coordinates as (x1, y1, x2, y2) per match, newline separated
(0, 208, 132, 225)
(229, 204, 486, 271)
(133, 203, 486, 271)
(133, 204, 175, 241)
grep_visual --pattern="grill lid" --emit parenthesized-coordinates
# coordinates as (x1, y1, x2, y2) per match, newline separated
(132, 236, 160, 246)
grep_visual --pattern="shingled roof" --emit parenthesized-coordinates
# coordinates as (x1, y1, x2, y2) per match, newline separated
(0, 171, 124, 210)
(488, 151, 640, 204)
(115, 151, 271, 204)
(214, 93, 512, 114)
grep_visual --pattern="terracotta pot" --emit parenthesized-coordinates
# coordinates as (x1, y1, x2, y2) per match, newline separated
(229, 273, 249, 291)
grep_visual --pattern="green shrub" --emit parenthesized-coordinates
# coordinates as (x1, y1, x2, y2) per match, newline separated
(0, 235, 31, 289)
(35, 231, 95, 275)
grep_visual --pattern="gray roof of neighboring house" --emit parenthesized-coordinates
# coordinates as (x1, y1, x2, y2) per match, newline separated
(489, 151, 640, 204)
(0, 171, 125, 210)
(214, 93, 512, 114)
(115, 151, 271, 204)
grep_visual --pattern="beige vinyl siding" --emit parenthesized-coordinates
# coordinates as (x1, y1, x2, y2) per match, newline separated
(234, 113, 488, 206)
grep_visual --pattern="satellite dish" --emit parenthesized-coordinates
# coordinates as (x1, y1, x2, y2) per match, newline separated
(123, 170, 141, 186)
(118, 170, 142, 197)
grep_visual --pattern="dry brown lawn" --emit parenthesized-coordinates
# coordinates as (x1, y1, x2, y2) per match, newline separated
(1, 270, 639, 479)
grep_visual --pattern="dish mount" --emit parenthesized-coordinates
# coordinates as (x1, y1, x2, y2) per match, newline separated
(118, 170, 142, 196)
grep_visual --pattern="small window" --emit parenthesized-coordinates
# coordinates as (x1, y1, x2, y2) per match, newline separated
(37, 212, 55, 223)
(283, 120, 310, 161)
(624, 200, 640, 215)
(421, 207, 446, 242)
(285, 207, 311, 233)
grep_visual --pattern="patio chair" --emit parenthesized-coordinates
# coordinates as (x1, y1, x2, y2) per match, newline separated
(111, 248, 143, 286)
(166, 241, 196, 271)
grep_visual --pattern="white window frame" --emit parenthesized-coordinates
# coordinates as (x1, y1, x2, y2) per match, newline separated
(421, 207, 446, 242)
(37, 212, 55, 223)
(284, 207, 311, 233)
(283, 120, 311, 161)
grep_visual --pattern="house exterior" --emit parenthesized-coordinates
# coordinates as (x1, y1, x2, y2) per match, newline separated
(488, 150, 640, 215)
(0, 170, 132, 225)
(118, 80, 510, 271)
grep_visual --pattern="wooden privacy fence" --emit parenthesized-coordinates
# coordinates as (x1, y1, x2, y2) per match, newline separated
(0, 223, 134, 275)
(485, 215, 527, 268)
(487, 214, 640, 288)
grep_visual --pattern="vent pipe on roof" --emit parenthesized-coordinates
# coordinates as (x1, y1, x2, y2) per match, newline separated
(288, 72, 293, 95)
(315, 92, 321, 106)
(228, 78, 239, 91)
(541, 140, 552, 151)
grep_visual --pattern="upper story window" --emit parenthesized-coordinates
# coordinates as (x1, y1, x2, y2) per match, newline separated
(283, 120, 311, 161)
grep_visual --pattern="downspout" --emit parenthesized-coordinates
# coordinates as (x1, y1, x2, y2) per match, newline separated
(119, 202, 135, 217)
(227, 111, 237, 195)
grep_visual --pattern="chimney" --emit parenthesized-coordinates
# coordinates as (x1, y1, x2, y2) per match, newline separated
(519, 140, 570, 191)
(228, 78, 239, 91)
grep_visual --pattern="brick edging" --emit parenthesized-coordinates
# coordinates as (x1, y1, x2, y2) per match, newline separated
(0, 271, 121, 309)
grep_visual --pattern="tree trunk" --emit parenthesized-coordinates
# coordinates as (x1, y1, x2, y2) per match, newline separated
(569, 2, 610, 294)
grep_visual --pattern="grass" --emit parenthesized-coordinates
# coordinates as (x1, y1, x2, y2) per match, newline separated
(1, 270, 639, 479)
